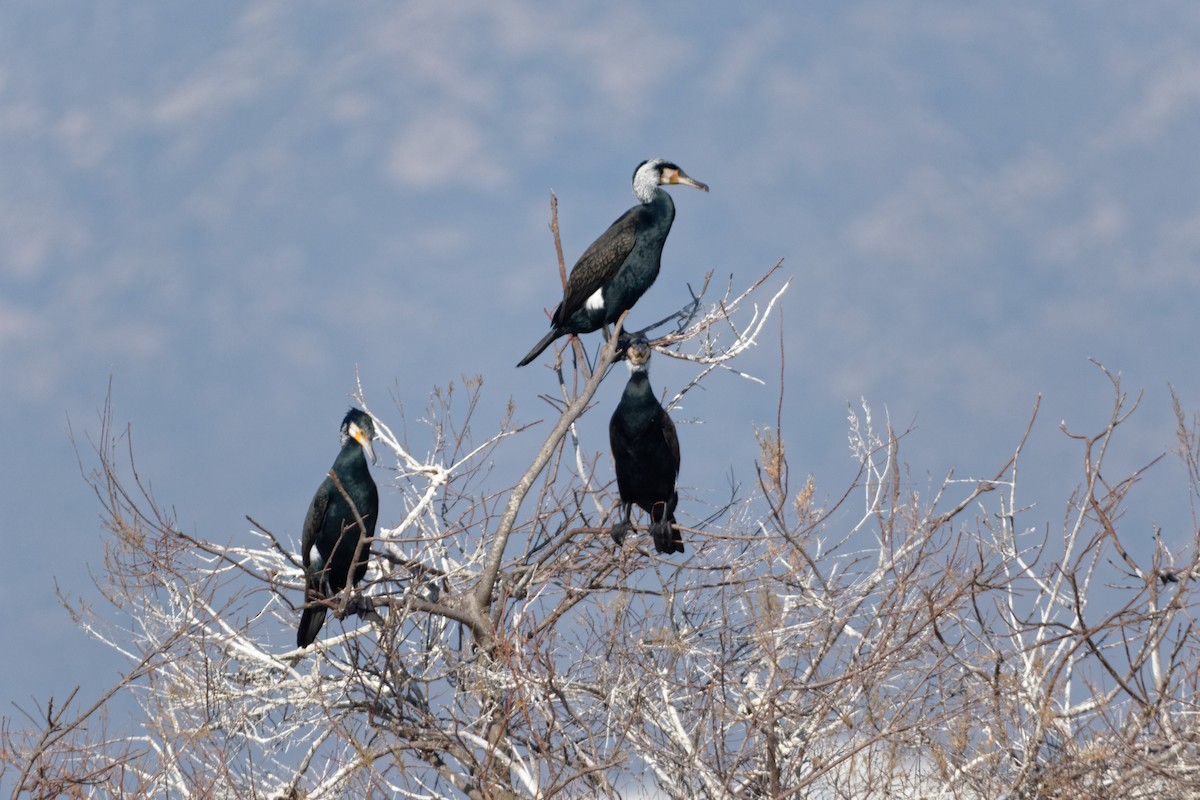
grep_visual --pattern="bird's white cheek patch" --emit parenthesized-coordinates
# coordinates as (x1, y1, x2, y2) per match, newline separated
(585, 288, 605, 312)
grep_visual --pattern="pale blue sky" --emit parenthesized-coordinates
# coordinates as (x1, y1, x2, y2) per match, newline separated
(4, 2, 1200, 726)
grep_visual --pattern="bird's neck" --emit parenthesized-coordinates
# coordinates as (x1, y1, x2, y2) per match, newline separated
(334, 443, 368, 473)
(638, 186, 675, 227)
(624, 357, 651, 376)
(633, 180, 662, 204)
(623, 369, 652, 395)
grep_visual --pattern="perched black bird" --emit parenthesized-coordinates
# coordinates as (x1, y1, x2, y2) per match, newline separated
(609, 336, 684, 554)
(517, 159, 708, 367)
(297, 408, 380, 648)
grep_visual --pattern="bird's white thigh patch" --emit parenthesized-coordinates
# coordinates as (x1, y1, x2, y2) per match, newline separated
(585, 287, 605, 312)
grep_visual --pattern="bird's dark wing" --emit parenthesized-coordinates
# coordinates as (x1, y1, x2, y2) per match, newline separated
(297, 601, 327, 647)
(609, 412, 642, 464)
(608, 415, 623, 460)
(661, 409, 681, 479)
(554, 209, 641, 326)
(300, 487, 330, 570)
(298, 484, 332, 648)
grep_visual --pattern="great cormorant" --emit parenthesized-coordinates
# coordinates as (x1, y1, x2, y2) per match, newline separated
(517, 159, 708, 367)
(297, 408, 380, 648)
(609, 336, 684, 554)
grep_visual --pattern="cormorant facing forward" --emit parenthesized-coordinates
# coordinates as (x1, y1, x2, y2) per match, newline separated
(517, 159, 708, 367)
(609, 336, 684, 554)
(297, 408, 380, 648)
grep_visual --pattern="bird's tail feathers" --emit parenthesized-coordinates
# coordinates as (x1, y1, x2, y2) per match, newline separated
(297, 605, 327, 648)
(297, 573, 328, 648)
(517, 327, 563, 367)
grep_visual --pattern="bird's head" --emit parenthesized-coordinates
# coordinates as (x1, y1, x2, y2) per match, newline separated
(340, 408, 378, 465)
(632, 159, 709, 202)
(621, 334, 653, 373)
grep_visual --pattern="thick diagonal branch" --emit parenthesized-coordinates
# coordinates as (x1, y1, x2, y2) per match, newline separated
(473, 313, 627, 618)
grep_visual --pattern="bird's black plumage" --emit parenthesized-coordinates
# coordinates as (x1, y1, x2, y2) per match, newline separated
(609, 337, 683, 554)
(297, 408, 380, 648)
(517, 159, 708, 367)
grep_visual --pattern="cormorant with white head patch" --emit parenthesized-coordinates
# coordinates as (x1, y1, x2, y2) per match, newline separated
(609, 336, 684, 554)
(517, 159, 708, 367)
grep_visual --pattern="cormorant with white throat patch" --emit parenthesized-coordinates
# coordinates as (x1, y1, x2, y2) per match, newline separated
(297, 408, 380, 648)
(517, 159, 708, 367)
(609, 336, 684, 554)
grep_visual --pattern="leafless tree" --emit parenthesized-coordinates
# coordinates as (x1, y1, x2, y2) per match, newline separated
(4, 203, 1199, 798)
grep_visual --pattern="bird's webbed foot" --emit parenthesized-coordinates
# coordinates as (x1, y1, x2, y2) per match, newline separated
(610, 520, 634, 547)
(650, 521, 684, 555)
(346, 594, 384, 625)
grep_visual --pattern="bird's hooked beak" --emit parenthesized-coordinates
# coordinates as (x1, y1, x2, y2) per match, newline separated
(664, 166, 709, 193)
(352, 424, 378, 465)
